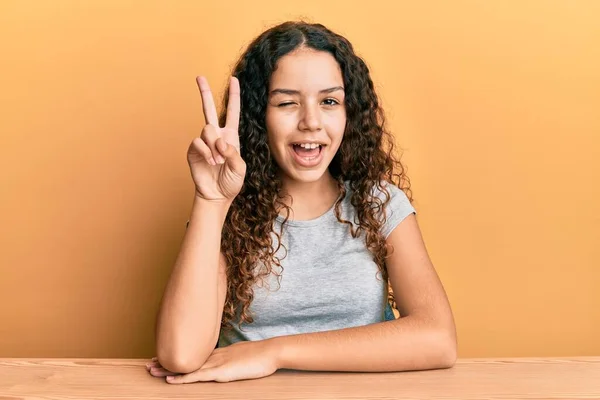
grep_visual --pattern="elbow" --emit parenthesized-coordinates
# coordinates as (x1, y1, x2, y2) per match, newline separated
(436, 328, 458, 369)
(155, 325, 220, 374)
(156, 342, 213, 374)
(439, 342, 457, 369)
(156, 350, 206, 374)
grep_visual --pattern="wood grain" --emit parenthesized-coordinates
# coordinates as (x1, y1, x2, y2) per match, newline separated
(0, 357, 599, 399)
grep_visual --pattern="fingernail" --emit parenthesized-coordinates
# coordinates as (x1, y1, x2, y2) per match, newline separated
(216, 155, 225, 164)
(145, 363, 151, 369)
(152, 357, 158, 362)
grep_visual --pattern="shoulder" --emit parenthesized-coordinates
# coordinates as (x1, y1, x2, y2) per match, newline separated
(371, 180, 416, 239)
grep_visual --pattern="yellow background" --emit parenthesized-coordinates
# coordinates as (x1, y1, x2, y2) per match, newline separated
(1, 0, 598, 358)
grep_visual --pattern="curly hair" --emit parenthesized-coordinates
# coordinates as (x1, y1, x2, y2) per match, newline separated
(216, 21, 414, 333)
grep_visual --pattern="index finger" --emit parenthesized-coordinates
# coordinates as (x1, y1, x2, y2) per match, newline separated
(225, 76, 240, 131)
(196, 76, 219, 127)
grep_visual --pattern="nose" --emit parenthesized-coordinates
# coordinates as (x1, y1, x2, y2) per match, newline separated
(298, 103, 322, 132)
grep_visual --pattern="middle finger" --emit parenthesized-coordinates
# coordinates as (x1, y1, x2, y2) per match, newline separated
(196, 76, 219, 127)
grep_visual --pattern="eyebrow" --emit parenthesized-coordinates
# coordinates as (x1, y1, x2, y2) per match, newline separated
(269, 86, 345, 96)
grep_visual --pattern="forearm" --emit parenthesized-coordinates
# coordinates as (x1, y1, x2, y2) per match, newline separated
(271, 316, 456, 372)
(155, 197, 229, 372)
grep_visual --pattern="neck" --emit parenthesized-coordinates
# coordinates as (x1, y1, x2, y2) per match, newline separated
(277, 171, 341, 221)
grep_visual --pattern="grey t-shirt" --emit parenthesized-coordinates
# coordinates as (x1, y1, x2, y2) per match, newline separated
(218, 181, 416, 348)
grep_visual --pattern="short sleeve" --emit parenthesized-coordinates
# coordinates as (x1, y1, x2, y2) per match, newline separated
(374, 182, 416, 239)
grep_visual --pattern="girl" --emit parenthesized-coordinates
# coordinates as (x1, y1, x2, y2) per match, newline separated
(149, 20, 456, 384)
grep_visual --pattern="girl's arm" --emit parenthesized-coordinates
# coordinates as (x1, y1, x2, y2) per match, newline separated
(273, 213, 457, 371)
(155, 196, 229, 374)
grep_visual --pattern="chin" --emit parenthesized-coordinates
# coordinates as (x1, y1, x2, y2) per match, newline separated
(291, 167, 331, 183)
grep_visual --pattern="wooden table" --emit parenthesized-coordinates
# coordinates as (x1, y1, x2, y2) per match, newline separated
(1, 357, 599, 399)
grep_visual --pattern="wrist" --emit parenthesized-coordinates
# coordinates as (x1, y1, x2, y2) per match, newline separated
(266, 336, 286, 370)
(188, 196, 231, 227)
(193, 195, 232, 211)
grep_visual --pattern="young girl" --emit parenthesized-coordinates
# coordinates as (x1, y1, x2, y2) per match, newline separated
(149, 21, 457, 384)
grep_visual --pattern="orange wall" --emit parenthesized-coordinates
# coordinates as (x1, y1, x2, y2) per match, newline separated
(1, 1, 598, 358)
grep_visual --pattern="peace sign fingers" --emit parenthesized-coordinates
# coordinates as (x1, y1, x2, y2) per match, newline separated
(196, 76, 219, 127)
(225, 76, 240, 132)
(188, 75, 247, 202)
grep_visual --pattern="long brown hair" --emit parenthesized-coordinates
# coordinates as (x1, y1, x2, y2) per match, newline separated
(217, 21, 414, 332)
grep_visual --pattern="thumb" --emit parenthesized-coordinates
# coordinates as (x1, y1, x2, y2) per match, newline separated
(216, 137, 245, 174)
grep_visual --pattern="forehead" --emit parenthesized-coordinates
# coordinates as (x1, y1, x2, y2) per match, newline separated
(269, 48, 343, 91)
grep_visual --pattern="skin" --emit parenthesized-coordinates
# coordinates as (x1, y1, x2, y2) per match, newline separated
(150, 48, 350, 381)
(266, 47, 347, 220)
(147, 47, 457, 384)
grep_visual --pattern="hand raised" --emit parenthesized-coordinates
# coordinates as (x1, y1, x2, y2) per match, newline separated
(187, 76, 246, 203)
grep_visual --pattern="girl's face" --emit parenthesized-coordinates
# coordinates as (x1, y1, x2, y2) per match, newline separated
(265, 48, 346, 184)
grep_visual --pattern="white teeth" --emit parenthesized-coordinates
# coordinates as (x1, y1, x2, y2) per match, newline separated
(297, 143, 320, 149)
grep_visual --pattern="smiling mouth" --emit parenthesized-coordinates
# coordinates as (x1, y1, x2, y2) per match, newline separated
(290, 144, 324, 158)
(289, 143, 325, 167)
